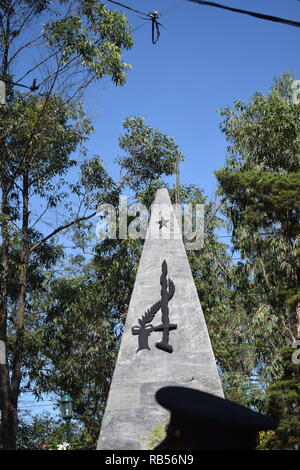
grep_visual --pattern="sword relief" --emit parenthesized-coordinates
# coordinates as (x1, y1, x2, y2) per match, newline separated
(154, 260, 177, 353)
(131, 260, 177, 353)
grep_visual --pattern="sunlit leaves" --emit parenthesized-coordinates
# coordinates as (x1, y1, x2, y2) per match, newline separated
(117, 117, 184, 191)
(218, 76, 300, 173)
(215, 74, 300, 421)
(43, 2, 133, 86)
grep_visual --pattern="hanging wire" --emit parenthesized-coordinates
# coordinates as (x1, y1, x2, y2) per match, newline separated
(106, 0, 147, 16)
(105, 0, 152, 36)
(150, 11, 161, 44)
(131, 20, 149, 32)
(130, 2, 185, 39)
(161, 1, 186, 16)
(108, 0, 300, 38)
(188, 0, 300, 29)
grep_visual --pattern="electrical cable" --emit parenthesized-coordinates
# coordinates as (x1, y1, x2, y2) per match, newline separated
(131, 20, 149, 32)
(109, 0, 300, 36)
(131, 1, 185, 36)
(161, 1, 185, 16)
(188, 0, 300, 29)
(107, 2, 162, 42)
(106, 0, 147, 16)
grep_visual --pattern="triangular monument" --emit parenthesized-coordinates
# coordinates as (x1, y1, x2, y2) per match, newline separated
(97, 188, 223, 450)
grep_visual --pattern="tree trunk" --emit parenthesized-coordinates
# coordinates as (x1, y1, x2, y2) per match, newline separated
(0, 395, 18, 449)
(296, 301, 300, 340)
(10, 173, 30, 449)
(0, 168, 30, 449)
(0, 162, 14, 449)
(0, 3, 17, 449)
(0, 205, 17, 450)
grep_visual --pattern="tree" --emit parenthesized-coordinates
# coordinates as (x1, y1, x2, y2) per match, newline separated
(215, 73, 300, 444)
(0, 102, 192, 448)
(0, 94, 93, 449)
(16, 116, 186, 448)
(15, 412, 66, 450)
(0, 0, 133, 449)
(0, 1, 132, 96)
(259, 347, 300, 450)
(116, 116, 184, 192)
(13, 411, 95, 450)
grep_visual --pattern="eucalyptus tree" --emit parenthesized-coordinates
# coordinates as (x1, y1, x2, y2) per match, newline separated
(0, 0, 134, 449)
(215, 74, 300, 446)
(19, 118, 190, 448)
(0, 97, 190, 449)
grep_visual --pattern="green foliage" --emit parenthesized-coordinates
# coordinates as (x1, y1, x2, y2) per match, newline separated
(0, 94, 92, 195)
(0, 1, 133, 94)
(16, 412, 65, 450)
(16, 411, 94, 450)
(215, 73, 300, 446)
(79, 156, 118, 208)
(259, 348, 300, 450)
(218, 76, 300, 173)
(117, 117, 184, 191)
(215, 170, 300, 238)
(0, 0, 164, 451)
(27, 273, 118, 440)
(27, 179, 240, 448)
(20, 116, 188, 448)
(43, 2, 132, 86)
(3, 15, 297, 449)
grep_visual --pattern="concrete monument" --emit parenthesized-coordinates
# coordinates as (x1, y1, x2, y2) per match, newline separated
(97, 188, 223, 450)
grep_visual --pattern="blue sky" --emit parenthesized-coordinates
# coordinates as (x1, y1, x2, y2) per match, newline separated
(83, 0, 300, 200)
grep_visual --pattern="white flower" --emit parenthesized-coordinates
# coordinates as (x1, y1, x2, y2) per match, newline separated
(57, 442, 70, 450)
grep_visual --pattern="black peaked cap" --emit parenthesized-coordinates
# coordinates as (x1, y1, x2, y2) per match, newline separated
(155, 386, 276, 431)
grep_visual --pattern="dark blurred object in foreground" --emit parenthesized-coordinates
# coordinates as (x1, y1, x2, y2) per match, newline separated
(155, 386, 276, 450)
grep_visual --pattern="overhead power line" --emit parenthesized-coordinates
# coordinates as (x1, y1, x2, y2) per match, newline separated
(131, 21, 149, 32)
(19, 404, 57, 408)
(106, 0, 147, 16)
(106, 1, 164, 43)
(107, 0, 185, 17)
(161, 1, 185, 16)
(107, 0, 300, 32)
(188, 0, 300, 29)
(108, 1, 184, 40)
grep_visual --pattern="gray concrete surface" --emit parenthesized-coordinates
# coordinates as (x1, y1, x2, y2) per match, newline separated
(97, 188, 223, 450)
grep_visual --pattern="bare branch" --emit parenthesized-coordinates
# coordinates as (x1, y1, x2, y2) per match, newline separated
(62, 74, 94, 107)
(8, 34, 44, 67)
(8, 7, 35, 48)
(29, 201, 52, 230)
(7, 57, 64, 192)
(0, 12, 5, 34)
(14, 47, 61, 85)
(29, 211, 97, 254)
(36, 53, 80, 92)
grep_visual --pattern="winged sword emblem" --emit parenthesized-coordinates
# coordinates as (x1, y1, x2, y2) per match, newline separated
(132, 260, 177, 353)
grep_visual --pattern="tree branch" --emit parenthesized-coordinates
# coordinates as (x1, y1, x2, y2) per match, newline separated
(7, 34, 43, 67)
(8, 6, 35, 48)
(29, 211, 96, 254)
(14, 47, 61, 85)
(207, 247, 233, 281)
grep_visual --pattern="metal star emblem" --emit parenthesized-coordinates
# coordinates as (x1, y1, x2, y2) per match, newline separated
(157, 216, 169, 229)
